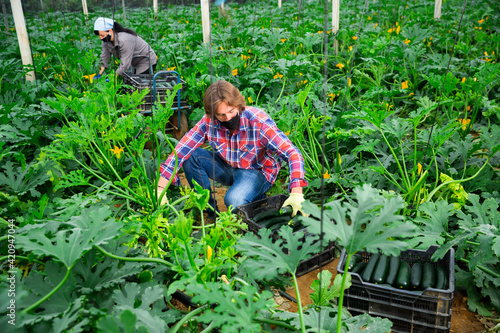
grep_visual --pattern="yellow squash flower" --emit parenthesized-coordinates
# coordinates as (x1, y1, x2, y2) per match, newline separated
(323, 171, 331, 179)
(352, 36, 358, 40)
(232, 69, 238, 76)
(401, 81, 408, 89)
(404, 39, 411, 44)
(458, 118, 470, 130)
(417, 163, 423, 175)
(347, 78, 352, 87)
(336, 63, 344, 69)
(110, 145, 124, 159)
(247, 96, 253, 104)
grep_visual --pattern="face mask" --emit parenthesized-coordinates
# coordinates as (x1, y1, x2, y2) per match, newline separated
(220, 114, 240, 131)
(102, 34, 111, 43)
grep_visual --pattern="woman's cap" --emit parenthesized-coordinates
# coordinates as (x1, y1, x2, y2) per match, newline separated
(94, 17, 115, 31)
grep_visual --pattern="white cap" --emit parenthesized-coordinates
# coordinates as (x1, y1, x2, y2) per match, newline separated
(94, 17, 115, 31)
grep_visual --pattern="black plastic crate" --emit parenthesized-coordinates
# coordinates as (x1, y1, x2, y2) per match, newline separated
(236, 195, 337, 277)
(337, 246, 454, 333)
(122, 72, 188, 112)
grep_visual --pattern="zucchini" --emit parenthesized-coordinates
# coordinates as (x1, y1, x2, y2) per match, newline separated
(410, 262, 423, 290)
(347, 254, 363, 271)
(372, 255, 389, 284)
(261, 216, 292, 229)
(396, 261, 411, 289)
(421, 262, 436, 289)
(252, 210, 282, 223)
(361, 253, 380, 282)
(434, 265, 447, 290)
(352, 261, 367, 274)
(279, 205, 293, 215)
(385, 255, 401, 286)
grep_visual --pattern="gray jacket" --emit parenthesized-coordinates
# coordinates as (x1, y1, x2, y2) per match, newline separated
(100, 32, 157, 76)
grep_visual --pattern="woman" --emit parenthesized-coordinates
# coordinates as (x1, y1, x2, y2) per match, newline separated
(157, 80, 308, 218)
(93, 17, 157, 78)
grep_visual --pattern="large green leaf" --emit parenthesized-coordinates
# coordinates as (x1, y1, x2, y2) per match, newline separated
(0, 161, 52, 197)
(407, 201, 455, 250)
(51, 296, 88, 333)
(235, 225, 321, 279)
(310, 270, 351, 307)
(110, 282, 178, 333)
(188, 282, 273, 333)
(301, 184, 416, 256)
(17, 205, 120, 268)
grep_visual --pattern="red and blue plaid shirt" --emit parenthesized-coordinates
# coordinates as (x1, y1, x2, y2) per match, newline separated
(160, 106, 308, 190)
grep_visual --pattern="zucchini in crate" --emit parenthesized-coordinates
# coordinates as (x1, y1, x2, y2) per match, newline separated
(385, 255, 400, 286)
(435, 265, 447, 289)
(396, 261, 411, 289)
(252, 210, 283, 223)
(346, 254, 363, 271)
(421, 262, 436, 289)
(410, 262, 423, 290)
(352, 261, 367, 274)
(372, 255, 389, 284)
(361, 253, 380, 282)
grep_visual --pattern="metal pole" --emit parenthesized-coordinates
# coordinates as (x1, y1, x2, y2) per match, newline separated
(1, 0, 10, 35)
(10, 0, 35, 81)
(154, 0, 158, 14)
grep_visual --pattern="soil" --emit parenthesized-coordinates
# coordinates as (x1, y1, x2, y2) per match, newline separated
(177, 173, 489, 332)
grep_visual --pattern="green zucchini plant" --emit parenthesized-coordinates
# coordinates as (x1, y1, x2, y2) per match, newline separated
(345, 96, 457, 212)
(301, 184, 417, 333)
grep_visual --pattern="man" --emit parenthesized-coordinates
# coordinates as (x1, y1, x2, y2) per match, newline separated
(157, 80, 307, 218)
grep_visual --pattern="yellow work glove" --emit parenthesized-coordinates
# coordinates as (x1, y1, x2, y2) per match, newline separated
(157, 187, 169, 206)
(281, 193, 308, 217)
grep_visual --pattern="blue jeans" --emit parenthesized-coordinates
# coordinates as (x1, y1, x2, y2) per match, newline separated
(183, 148, 272, 216)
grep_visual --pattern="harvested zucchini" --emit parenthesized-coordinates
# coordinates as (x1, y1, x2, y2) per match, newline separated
(372, 255, 389, 284)
(434, 265, 447, 290)
(361, 253, 380, 282)
(396, 261, 411, 289)
(385, 255, 401, 286)
(252, 210, 282, 223)
(410, 262, 423, 290)
(421, 262, 436, 289)
(352, 261, 368, 274)
(279, 205, 293, 215)
(347, 254, 363, 271)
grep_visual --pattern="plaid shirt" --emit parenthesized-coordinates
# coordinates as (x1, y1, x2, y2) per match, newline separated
(160, 106, 307, 190)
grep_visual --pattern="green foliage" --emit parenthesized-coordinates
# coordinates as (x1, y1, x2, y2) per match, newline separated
(310, 270, 351, 307)
(236, 226, 320, 279)
(17, 205, 119, 268)
(188, 282, 273, 333)
(301, 184, 416, 256)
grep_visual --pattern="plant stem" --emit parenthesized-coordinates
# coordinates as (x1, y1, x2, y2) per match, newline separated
(0, 255, 45, 266)
(337, 255, 351, 333)
(170, 304, 209, 333)
(459, 258, 500, 278)
(22, 266, 72, 314)
(292, 274, 306, 333)
(95, 245, 174, 267)
(253, 317, 298, 330)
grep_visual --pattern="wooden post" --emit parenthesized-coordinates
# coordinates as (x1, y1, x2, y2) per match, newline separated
(332, 0, 340, 55)
(122, 0, 126, 21)
(200, 0, 210, 45)
(39, 0, 44, 12)
(153, 0, 158, 14)
(82, 0, 88, 17)
(434, 0, 442, 19)
(10, 0, 35, 81)
(1, 0, 10, 35)
(278, 0, 282, 8)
